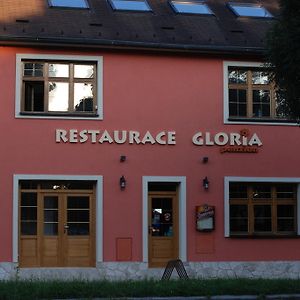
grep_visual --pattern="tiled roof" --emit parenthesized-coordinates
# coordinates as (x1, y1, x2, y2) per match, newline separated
(0, 0, 279, 55)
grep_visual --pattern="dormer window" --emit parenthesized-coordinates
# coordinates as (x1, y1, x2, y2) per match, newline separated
(48, 0, 89, 9)
(109, 0, 152, 12)
(169, 0, 213, 15)
(228, 3, 273, 18)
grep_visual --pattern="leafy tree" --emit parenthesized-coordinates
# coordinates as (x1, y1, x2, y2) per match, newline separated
(266, 0, 300, 120)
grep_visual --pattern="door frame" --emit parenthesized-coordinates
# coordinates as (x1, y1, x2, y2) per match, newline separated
(13, 174, 103, 265)
(142, 176, 186, 264)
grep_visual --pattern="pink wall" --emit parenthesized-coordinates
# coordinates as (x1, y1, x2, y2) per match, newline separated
(0, 46, 299, 262)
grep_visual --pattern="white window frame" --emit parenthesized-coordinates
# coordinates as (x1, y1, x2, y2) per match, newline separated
(15, 54, 103, 120)
(224, 176, 300, 237)
(13, 174, 103, 263)
(223, 61, 297, 126)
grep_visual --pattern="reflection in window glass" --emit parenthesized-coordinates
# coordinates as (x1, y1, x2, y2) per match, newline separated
(74, 83, 94, 111)
(170, 1, 213, 15)
(49, 64, 69, 77)
(49, 0, 89, 8)
(48, 82, 69, 111)
(252, 90, 270, 117)
(228, 69, 247, 84)
(109, 0, 151, 11)
(74, 65, 94, 78)
(228, 3, 273, 18)
(252, 71, 270, 84)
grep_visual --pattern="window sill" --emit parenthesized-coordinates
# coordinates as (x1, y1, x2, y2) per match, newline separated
(226, 117, 299, 126)
(229, 233, 299, 239)
(18, 111, 101, 120)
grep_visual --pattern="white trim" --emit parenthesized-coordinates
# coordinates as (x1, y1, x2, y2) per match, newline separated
(13, 174, 103, 263)
(15, 54, 103, 120)
(224, 176, 300, 237)
(142, 176, 186, 263)
(223, 61, 298, 126)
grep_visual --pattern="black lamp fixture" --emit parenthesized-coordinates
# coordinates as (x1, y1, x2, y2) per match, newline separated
(203, 176, 209, 190)
(120, 175, 126, 190)
(202, 156, 209, 163)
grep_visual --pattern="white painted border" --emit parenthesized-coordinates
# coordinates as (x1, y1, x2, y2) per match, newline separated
(224, 176, 300, 237)
(13, 174, 103, 263)
(15, 54, 103, 120)
(223, 61, 298, 126)
(142, 176, 186, 263)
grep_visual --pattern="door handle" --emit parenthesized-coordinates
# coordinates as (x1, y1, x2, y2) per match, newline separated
(148, 226, 153, 234)
(64, 224, 69, 234)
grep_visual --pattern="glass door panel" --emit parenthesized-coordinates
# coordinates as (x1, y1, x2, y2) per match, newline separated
(67, 196, 90, 235)
(43, 195, 59, 235)
(151, 197, 173, 237)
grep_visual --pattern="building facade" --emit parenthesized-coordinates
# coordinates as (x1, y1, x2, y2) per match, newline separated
(0, 0, 299, 280)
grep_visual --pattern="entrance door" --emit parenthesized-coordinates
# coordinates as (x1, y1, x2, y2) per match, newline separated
(19, 185, 95, 267)
(41, 193, 94, 267)
(148, 192, 178, 268)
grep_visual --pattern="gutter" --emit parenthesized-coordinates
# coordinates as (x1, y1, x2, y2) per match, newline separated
(0, 35, 266, 57)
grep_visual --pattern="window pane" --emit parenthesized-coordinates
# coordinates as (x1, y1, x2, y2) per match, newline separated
(67, 223, 89, 235)
(109, 0, 151, 11)
(252, 71, 270, 84)
(277, 184, 295, 199)
(277, 205, 294, 218)
(229, 183, 248, 199)
(21, 192, 37, 206)
(170, 1, 213, 14)
(254, 205, 272, 232)
(49, 64, 69, 77)
(68, 196, 90, 209)
(229, 89, 247, 117)
(74, 65, 94, 78)
(48, 82, 69, 111)
(44, 223, 58, 235)
(252, 90, 270, 117)
(20, 181, 38, 189)
(24, 81, 44, 112)
(228, 69, 247, 84)
(44, 210, 58, 222)
(44, 196, 58, 209)
(252, 184, 271, 199)
(21, 207, 37, 221)
(74, 83, 94, 112)
(230, 205, 248, 232)
(24, 63, 43, 77)
(21, 222, 37, 235)
(67, 210, 89, 222)
(49, 0, 89, 8)
(229, 4, 273, 18)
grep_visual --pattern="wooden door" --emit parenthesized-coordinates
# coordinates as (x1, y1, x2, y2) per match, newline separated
(148, 192, 179, 268)
(20, 189, 95, 267)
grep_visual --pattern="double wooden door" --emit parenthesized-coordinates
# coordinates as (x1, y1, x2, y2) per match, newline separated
(20, 191, 95, 267)
(148, 192, 179, 268)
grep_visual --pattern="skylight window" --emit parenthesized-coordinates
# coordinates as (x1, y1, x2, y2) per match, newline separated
(48, 0, 89, 8)
(109, 0, 152, 12)
(228, 3, 273, 18)
(170, 0, 213, 15)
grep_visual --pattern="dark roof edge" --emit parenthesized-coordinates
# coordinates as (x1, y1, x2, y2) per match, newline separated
(0, 35, 266, 57)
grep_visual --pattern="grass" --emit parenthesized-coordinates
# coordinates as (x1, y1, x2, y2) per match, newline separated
(0, 278, 300, 300)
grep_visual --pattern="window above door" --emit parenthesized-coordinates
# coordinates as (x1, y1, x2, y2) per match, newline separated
(16, 54, 103, 120)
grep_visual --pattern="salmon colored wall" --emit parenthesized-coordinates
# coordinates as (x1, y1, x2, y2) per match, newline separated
(0, 46, 299, 263)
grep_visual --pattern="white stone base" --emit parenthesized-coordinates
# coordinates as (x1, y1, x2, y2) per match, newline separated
(1, 261, 300, 281)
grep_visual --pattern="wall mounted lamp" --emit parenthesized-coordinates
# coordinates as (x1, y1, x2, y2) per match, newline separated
(120, 155, 126, 162)
(203, 177, 209, 190)
(120, 175, 126, 190)
(202, 157, 209, 163)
